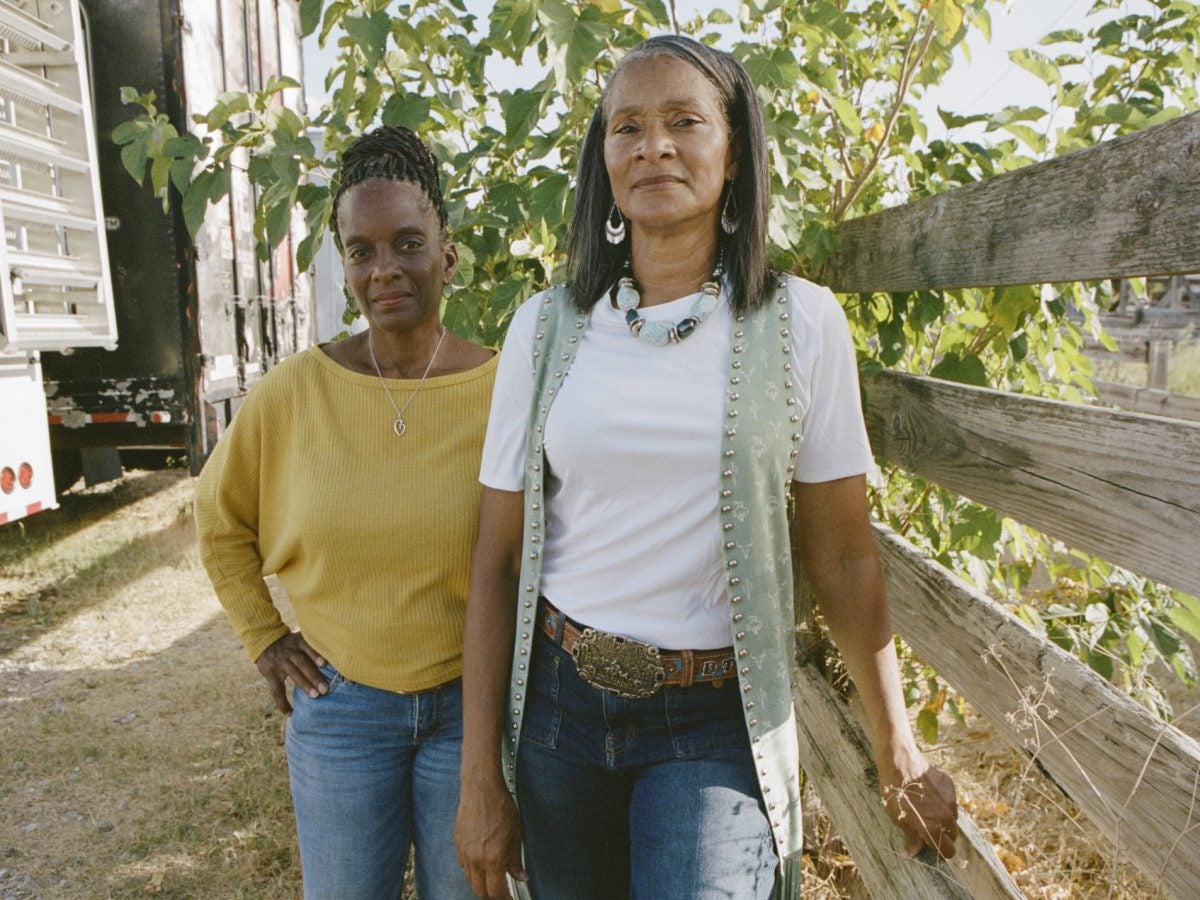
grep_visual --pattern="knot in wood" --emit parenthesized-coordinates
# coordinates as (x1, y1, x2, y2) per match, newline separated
(1135, 189, 1161, 214)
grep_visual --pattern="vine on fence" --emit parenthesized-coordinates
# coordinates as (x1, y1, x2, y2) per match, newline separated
(114, 0, 1200, 738)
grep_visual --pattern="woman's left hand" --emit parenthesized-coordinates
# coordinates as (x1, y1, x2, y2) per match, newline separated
(880, 758, 959, 859)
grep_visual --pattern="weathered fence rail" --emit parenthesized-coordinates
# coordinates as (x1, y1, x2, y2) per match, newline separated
(828, 111, 1200, 292)
(861, 371, 1200, 598)
(797, 108, 1200, 899)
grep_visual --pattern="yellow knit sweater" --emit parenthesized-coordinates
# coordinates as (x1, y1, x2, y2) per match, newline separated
(194, 343, 497, 693)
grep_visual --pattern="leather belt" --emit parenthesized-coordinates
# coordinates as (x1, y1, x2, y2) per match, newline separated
(538, 599, 737, 698)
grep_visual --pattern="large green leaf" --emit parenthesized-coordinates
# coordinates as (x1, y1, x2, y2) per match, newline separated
(299, 0, 324, 37)
(343, 9, 391, 68)
(930, 0, 964, 46)
(382, 94, 433, 131)
(537, 0, 611, 92)
(499, 89, 546, 143)
(930, 352, 988, 387)
(1009, 47, 1061, 87)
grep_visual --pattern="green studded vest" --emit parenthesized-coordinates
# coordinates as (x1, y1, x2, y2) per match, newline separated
(503, 277, 806, 890)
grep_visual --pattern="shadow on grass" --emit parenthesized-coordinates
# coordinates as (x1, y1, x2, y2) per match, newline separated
(0, 480, 195, 657)
(0, 469, 191, 565)
(0, 608, 301, 899)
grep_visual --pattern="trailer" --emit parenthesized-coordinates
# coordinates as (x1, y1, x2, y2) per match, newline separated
(0, 0, 313, 525)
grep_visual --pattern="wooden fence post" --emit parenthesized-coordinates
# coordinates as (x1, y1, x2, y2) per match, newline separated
(1148, 340, 1172, 391)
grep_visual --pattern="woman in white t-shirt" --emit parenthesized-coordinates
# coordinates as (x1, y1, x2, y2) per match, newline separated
(454, 35, 958, 899)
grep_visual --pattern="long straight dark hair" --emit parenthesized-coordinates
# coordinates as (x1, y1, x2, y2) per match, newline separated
(566, 34, 773, 314)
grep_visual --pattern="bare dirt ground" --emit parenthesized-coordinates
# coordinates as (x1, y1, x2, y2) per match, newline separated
(0, 469, 1172, 898)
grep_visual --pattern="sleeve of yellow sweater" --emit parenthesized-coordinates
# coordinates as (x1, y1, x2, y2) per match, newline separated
(194, 377, 291, 662)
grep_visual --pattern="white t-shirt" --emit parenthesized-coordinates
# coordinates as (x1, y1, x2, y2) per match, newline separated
(480, 276, 873, 650)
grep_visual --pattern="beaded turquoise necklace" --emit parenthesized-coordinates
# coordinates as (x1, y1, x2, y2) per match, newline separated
(610, 255, 724, 347)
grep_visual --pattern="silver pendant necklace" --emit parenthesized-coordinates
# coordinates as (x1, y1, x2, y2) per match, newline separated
(366, 325, 447, 437)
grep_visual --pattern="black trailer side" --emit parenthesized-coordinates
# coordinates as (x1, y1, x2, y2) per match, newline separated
(44, 0, 312, 478)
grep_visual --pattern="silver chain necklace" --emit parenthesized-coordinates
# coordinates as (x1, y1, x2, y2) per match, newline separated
(366, 325, 447, 437)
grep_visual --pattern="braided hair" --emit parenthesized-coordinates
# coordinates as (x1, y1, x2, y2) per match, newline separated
(330, 125, 448, 251)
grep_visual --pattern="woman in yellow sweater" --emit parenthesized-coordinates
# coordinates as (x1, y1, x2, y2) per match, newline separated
(194, 125, 494, 899)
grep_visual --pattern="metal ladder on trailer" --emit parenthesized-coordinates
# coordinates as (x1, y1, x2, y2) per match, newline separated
(0, 0, 114, 523)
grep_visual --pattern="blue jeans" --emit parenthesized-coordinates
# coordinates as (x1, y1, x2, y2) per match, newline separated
(515, 634, 778, 899)
(285, 665, 475, 900)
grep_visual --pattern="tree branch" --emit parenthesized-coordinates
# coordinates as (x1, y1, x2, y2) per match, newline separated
(832, 16, 936, 224)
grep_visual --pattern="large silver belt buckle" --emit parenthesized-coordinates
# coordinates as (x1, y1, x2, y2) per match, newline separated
(571, 628, 665, 699)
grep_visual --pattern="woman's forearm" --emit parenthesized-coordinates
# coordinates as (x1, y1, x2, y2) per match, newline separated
(460, 487, 525, 785)
(813, 554, 921, 772)
(456, 487, 530, 896)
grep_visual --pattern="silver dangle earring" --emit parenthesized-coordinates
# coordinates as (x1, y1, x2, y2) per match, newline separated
(720, 184, 739, 235)
(605, 202, 627, 244)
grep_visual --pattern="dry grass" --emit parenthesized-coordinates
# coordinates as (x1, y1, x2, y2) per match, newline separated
(0, 469, 1167, 897)
(1, 471, 299, 898)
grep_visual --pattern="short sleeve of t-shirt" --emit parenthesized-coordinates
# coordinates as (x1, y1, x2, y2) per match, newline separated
(479, 280, 874, 491)
(479, 293, 543, 491)
(787, 278, 875, 482)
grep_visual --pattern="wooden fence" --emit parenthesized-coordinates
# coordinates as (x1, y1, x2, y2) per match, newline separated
(790, 110, 1200, 898)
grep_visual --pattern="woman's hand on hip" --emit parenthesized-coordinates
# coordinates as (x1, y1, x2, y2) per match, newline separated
(455, 775, 527, 899)
(880, 754, 959, 860)
(254, 631, 327, 714)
